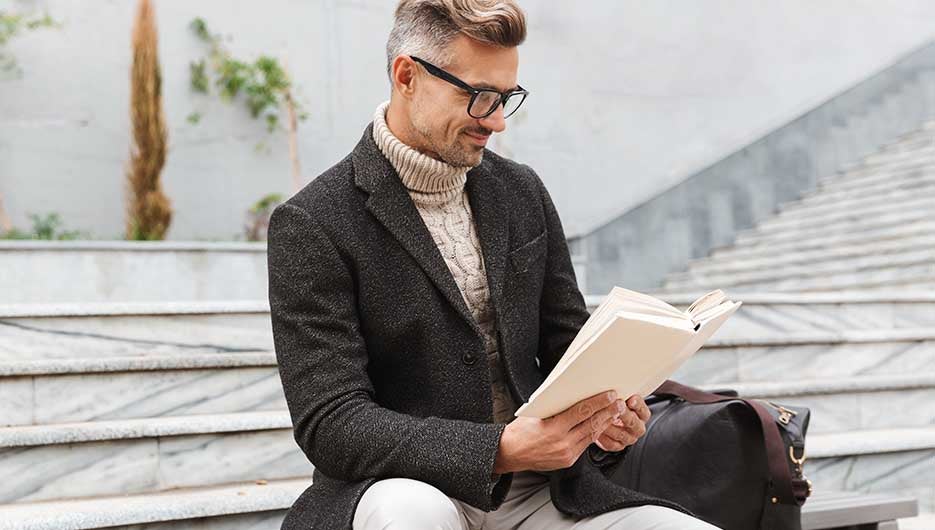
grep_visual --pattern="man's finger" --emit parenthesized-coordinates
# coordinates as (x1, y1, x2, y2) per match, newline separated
(562, 390, 619, 430)
(627, 394, 651, 422)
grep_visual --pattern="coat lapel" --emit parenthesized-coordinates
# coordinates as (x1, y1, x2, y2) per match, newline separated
(352, 123, 510, 338)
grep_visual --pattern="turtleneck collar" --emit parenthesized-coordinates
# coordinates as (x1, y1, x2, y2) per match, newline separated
(372, 100, 476, 205)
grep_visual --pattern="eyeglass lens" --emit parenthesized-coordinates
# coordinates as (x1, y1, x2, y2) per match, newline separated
(469, 91, 525, 119)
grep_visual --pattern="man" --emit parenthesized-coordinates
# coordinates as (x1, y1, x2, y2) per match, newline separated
(266, 1, 720, 529)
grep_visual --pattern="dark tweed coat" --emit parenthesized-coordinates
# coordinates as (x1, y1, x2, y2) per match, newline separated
(266, 122, 691, 530)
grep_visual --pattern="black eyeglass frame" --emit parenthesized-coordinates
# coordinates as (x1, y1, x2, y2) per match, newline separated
(410, 55, 529, 119)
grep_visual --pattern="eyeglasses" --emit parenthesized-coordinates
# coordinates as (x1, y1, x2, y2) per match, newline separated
(410, 55, 528, 120)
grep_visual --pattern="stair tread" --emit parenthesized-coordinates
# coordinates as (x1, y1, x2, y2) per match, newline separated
(0, 411, 292, 448)
(0, 300, 270, 318)
(697, 373, 935, 398)
(0, 477, 306, 530)
(807, 426, 935, 458)
(0, 352, 277, 376)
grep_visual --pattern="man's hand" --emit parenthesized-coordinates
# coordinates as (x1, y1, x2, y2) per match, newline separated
(594, 394, 650, 452)
(493, 390, 629, 474)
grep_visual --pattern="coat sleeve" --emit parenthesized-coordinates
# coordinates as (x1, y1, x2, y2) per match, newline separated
(525, 166, 629, 468)
(266, 201, 512, 510)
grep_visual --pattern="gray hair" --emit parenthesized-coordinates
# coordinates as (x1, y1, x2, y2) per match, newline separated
(385, 0, 526, 83)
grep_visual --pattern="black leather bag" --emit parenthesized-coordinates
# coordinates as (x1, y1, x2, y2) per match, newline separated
(593, 380, 812, 530)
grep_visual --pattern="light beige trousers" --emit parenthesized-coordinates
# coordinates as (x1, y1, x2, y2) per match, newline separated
(353, 469, 721, 530)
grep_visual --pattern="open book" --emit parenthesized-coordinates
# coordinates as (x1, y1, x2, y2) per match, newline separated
(514, 287, 741, 419)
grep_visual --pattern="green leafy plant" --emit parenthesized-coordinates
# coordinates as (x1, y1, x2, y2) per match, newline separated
(1, 212, 87, 240)
(188, 17, 309, 195)
(0, 10, 59, 76)
(244, 193, 283, 242)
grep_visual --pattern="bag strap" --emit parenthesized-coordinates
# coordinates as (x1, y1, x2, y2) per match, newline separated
(653, 379, 805, 506)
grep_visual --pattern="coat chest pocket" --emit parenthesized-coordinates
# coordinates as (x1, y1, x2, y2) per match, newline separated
(509, 230, 547, 273)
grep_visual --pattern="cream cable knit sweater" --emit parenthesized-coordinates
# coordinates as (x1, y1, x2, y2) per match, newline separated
(372, 100, 519, 425)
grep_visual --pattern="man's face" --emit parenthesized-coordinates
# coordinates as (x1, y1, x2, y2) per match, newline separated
(408, 34, 519, 167)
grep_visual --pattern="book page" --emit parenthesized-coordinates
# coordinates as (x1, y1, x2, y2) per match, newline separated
(686, 289, 726, 319)
(536, 310, 695, 398)
(559, 287, 688, 373)
(635, 300, 742, 396)
(517, 315, 695, 419)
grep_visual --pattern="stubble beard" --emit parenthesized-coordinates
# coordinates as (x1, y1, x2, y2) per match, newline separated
(411, 108, 483, 168)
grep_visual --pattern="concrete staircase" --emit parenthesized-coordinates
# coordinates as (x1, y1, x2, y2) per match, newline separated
(2, 122, 934, 527)
(646, 120, 935, 520)
(0, 302, 303, 529)
(661, 120, 935, 294)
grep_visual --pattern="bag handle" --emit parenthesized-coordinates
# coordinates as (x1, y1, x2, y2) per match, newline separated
(653, 379, 806, 506)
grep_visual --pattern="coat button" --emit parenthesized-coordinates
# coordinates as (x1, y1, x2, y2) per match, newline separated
(462, 353, 477, 365)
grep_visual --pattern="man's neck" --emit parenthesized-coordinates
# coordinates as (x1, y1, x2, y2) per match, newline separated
(384, 99, 444, 162)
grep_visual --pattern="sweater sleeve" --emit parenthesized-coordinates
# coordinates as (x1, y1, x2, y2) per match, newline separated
(267, 202, 511, 511)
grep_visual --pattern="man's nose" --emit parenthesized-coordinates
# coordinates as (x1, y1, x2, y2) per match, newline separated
(478, 104, 507, 133)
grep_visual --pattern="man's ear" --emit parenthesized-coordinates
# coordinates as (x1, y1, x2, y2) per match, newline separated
(392, 55, 418, 98)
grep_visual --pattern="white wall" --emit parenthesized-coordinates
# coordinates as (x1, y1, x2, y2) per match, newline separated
(2, 0, 935, 240)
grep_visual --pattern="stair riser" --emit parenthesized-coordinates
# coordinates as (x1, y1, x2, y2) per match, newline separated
(733, 209, 930, 247)
(668, 248, 935, 289)
(760, 186, 935, 233)
(1, 367, 286, 427)
(833, 153, 935, 187)
(807, 450, 935, 513)
(823, 157, 935, 191)
(711, 264, 935, 292)
(107, 511, 286, 530)
(780, 172, 935, 217)
(0, 429, 310, 504)
(0, 246, 269, 305)
(687, 235, 935, 275)
(869, 134, 935, 160)
(686, 303, 935, 342)
(675, 339, 935, 385)
(0, 313, 274, 361)
(716, 221, 935, 260)
(16, 456, 934, 530)
(734, 387, 935, 435)
(835, 144, 935, 176)
(667, 263, 935, 293)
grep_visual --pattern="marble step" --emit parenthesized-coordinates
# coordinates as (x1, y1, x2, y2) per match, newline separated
(804, 427, 935, 514)
(0, 241, 270, 305)
(862, 129, 935, 159)
(710, 219, 935, 261)
(759, 179, 935, 233)
(594, 291, 935, 340)
(695, 373, 935, 435)
(0, 301, 274, 361)
(828, 145, 935, 181)
(665, 246, 935, 291)
(684, 233, 935, 276)
(673, 328, 935, 385)
(0, 355, 284, 427)
(677, 262, 935, 293)
(732, 206, 932, 247)
(0, 477, 302, 530)
(778, 169, 935, 218)
(0, 412, 311, 504)
(819, 153, 935, 192)
(0, 428, 931, 529)
(825, 155, 935, 193)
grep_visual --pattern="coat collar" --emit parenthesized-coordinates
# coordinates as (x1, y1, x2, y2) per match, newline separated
(352, 122, 510, 337)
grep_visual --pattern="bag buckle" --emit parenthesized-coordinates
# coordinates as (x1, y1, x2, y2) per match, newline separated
(789, 446, 813, 500)
(762, 400, 798, 425)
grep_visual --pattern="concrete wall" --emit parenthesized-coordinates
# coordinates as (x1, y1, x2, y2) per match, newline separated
(2, 0, 935, 241)
(580, 41, 935, 293)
